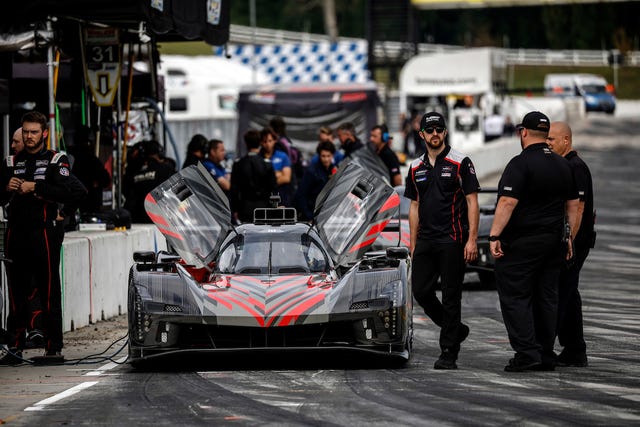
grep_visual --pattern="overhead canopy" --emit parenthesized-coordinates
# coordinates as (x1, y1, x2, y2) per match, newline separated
(0, 0, 230, 46)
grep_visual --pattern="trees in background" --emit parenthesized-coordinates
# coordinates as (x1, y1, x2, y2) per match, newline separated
(230, 1, 639, 53)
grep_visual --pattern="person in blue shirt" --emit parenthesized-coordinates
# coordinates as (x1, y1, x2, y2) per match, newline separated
(260, 126, 292, 206)
(295, 140, 337, 221)
(201, 139, 230, 195)
(310, 125, 344, 167)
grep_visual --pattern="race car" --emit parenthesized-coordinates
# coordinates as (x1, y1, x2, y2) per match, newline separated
(127, 161, 413, 366)
(373, 185, 497, 288)
(465, 187, 498, 288)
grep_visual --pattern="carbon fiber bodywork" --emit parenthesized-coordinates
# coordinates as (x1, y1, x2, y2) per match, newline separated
(128, 162, 413, 365)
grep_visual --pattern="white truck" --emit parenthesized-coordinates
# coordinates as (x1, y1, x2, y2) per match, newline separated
(544, 73, 616, 115)
(399, 48, 507, 151)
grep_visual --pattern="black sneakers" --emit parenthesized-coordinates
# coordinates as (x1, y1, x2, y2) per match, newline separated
(433, 323, 470, 370)
(504, 355, 543, 372)
(31, 350, 65, 365)
(556, 351, 588, 367)
(434, 349, 458, 370)
(0, 346, 23, 365)
(25, 330, 45, 349)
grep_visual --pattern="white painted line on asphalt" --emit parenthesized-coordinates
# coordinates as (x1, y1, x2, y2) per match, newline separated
(84, 356, 128, 376)
(24, 381, 99, 411)
(608, 244, 640, 255)
(567, 382, 640, 406)
(23, 356, 126, 411)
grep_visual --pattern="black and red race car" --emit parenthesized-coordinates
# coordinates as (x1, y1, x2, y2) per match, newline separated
(127, 161, 413, 366)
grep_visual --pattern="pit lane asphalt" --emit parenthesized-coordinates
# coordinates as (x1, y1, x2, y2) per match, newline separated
(1, 112, 639, 426)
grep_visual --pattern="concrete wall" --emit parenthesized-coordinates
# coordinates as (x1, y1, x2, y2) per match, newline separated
(60, 225, 166, 332)
(466, 135, 521, 182)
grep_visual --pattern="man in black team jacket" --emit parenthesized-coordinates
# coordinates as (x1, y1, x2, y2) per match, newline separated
(405, 112, 480, 370)
(547, 121, 595, 367)
(0, 111, 86, 365)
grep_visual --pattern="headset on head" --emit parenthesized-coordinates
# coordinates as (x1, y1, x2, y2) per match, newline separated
(382, 132, 390, 143)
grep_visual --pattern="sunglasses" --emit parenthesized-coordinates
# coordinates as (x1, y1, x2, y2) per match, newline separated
(422, 126, 445, 134)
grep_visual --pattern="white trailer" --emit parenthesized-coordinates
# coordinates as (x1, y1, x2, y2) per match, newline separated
(155, 55, 269, 162)
(399, 48, 507, 151)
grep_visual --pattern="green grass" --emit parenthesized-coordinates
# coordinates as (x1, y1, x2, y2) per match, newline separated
(157, 41, 214, 56)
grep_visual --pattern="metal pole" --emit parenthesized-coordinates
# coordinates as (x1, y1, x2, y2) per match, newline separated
(250, 0, 256, 84)
(2, 115, 9, 159)
(46, 18, 57, 150)
(114, 85, 122, 210)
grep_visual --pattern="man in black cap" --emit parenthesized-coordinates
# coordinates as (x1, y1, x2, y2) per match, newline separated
(404, 111, 480, 370)
(489, 111, 578, 372)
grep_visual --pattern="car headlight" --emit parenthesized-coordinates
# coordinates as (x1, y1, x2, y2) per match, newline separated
(379, 279, 404, 307)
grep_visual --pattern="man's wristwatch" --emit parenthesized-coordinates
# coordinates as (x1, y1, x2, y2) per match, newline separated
(488, 235, 500, 242)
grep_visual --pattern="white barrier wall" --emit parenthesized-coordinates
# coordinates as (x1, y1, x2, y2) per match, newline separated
(466, 135, 522, 181)
(60, 225, 166, 332)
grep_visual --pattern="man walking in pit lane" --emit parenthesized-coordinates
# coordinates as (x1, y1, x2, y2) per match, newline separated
(405, 111, 480, 370)
(547, 121, 595, 367)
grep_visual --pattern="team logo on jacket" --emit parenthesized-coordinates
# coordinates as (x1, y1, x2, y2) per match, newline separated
(60, 167, 70, 176)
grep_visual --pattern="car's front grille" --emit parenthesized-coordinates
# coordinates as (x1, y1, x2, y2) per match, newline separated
(177, 322, 358, 349)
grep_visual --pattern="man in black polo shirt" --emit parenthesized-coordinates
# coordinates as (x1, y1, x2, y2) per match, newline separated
(489, 111, 578, 372)
(404, 112, 480, 370)
(547, 121, 594, 367)
(370, 124, 402, 186)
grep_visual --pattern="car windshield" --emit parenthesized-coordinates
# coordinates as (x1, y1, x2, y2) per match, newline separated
(582, 84, 607, 94)
(216, 232, 329, 275)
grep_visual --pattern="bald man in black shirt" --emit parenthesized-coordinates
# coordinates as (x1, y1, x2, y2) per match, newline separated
(489, 111, 578, 372)
(547, 121, 594, 368)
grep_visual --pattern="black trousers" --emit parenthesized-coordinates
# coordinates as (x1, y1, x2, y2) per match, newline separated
(411, 240, 465, 352)
(495, 233, 564, 363)
(5, 224, 64, 352)
(557, 243, 590, 354)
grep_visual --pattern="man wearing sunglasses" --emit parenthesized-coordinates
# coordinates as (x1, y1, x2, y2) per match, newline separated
(404, 111, 480, 370)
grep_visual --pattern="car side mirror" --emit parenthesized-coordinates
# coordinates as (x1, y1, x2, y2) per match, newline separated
(386, 246, 409, 259)
(134, 251, 156, 263)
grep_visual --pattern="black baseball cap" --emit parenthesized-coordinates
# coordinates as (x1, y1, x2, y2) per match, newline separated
(420, 112, 446, 130)
(516, 111, 550, 131)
